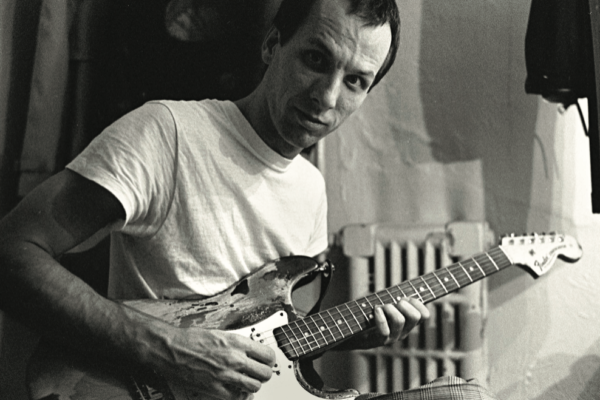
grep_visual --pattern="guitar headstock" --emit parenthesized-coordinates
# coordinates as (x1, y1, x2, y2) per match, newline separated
(499, 232, 582, 277)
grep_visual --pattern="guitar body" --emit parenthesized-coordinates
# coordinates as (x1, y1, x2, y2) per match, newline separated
(27, 256, 357, 400)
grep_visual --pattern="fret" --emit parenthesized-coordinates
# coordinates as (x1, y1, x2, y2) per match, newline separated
(344, 303, 362, 332)
(397, 285, 408, 298)
(399, 282, 412, 299)
(325, 309, 345, 339)
(287, 323, 308, 356)
(373, 292, 386, 305)
(317, 313, 337, 343)
(279, 327, 300, 359)
(407, 280, 424, 302)
(295, 320, 315, 352)
(335, 306, 355, 335)
(420, 276, 435, 299)
(486, 253, 500, 271)
(332, 307, 354, 336)
(446, 268, 461, 288)
(384, 288, 398, 304)
(457, 261, 473, 282)
(431, 271, 448, 294)
(288, 324, 305, 353)
(354, 300, 371, 322)
(493, 249, 511, 270)
(465, 260, 482, 278)
(362, 296, 375, 311)
(308, 315, 329, 346)
(320, 313, 338, 342)
(287, 321, 306, 348)
(472, 257, 486, 276)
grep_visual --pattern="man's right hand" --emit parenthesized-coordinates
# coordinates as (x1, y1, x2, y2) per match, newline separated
(146, 324, 276, 399)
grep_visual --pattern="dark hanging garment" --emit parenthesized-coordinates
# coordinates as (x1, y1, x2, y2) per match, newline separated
(524, 0, 595, 106)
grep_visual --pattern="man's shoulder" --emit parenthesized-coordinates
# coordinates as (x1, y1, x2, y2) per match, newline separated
(144, 99, 236, 130)
(147, 99, 228, 115)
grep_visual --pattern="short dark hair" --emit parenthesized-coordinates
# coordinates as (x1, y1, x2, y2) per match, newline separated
(272, 0, 400, 90)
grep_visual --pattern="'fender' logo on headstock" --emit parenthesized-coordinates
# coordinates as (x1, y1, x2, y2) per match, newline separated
(535, 243, 568, 269)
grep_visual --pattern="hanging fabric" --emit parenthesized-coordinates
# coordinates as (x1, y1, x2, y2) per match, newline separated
(524, 0, 595, 107)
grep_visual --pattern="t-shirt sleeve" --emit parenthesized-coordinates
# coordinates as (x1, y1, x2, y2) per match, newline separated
(66, 101, 177, 237)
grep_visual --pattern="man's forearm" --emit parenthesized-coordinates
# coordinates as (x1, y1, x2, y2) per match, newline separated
(0, 239, 160, 368)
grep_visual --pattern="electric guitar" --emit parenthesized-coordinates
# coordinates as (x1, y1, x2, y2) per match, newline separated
(27, 232, 582, 400)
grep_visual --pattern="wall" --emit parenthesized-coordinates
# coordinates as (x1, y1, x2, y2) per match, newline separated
(323, 0, 600, 399)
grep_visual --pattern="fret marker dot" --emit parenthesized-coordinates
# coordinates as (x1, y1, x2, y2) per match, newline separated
(420, 287, 424, 292)
(444, 277, 449, 282)
(337, 320, 343, 324)
(369, 314, 373, 319)
(320, 326, 325, 331)
(470, 267, 474, 271)
(397, 296, 401, 301)
(361, 303, 366, 308)
(304, 333, 310, 337)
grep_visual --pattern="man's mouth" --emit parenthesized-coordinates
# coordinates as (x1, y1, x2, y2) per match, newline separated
(295, 108, 328, 131)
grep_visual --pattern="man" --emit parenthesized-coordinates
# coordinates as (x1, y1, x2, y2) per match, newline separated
(0, 0, 439, 399)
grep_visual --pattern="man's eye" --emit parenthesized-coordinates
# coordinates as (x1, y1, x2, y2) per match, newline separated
(304, 51, 325, 69)
(346, 75, 365, 89)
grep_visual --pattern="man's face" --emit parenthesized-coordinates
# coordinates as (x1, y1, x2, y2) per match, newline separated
(261, 0, 392, 158)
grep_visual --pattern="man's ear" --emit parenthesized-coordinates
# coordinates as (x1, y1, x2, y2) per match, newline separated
(262, 26, 280, 64)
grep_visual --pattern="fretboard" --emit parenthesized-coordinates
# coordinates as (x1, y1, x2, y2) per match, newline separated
(274, 246, 512, 360)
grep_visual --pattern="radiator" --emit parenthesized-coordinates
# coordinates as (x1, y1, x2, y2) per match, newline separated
(341, 221, 495, 393)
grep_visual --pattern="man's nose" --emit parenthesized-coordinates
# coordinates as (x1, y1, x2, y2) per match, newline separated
(310, 74, 341, 110)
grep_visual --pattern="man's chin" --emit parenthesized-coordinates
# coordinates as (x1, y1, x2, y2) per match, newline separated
(295, 136, 323, 152)
(281, 125, 330, 154)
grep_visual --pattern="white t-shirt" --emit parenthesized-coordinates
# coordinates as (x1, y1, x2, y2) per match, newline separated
(67, 100, 328, 300)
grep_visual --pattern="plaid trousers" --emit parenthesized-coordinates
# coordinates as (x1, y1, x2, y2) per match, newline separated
(120, 373, 498, 400)
(356, 376, 499, 400)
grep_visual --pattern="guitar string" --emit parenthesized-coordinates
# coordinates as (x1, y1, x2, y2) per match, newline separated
(253, 249, 507, 354)
(272, 247, 529, 354)
(267, 256, 502, 352)
(263, 237, 564, 355)
(259, 250, 505, 351)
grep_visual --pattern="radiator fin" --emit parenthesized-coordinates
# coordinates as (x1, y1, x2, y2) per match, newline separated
(343, 222, 491, 393)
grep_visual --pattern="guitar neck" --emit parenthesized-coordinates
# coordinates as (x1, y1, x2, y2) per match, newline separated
(275, 246, 512, 360)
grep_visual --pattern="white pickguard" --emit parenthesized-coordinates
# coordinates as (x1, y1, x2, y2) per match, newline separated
(167, 312, 358, 400)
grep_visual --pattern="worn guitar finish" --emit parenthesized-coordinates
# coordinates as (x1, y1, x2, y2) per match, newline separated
(125, 256, 323, 331)
(27, 233, 583, 400)
(28, 256, 329, 400)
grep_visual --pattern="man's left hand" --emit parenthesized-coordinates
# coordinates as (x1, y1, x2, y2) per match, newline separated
(371, 297, 430, 346)
(335, 297, 430, 350)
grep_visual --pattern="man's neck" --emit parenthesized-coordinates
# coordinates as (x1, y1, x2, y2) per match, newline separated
(234, 93, 301, 160)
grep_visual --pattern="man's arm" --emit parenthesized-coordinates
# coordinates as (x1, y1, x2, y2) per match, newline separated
(0, 170, 274, 399)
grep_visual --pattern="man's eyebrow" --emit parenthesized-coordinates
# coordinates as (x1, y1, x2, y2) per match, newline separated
(307, 37, 334, 56)
(306, 37, 376, 79)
